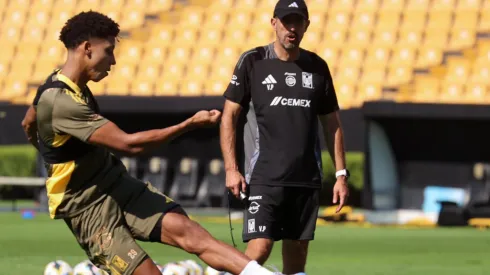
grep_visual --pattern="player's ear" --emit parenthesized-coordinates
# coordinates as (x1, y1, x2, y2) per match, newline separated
(82, 41, 92, 58)
(271, 17, 277, 28)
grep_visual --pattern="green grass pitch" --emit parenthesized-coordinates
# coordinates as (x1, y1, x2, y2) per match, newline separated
(0, 212, 489, 274)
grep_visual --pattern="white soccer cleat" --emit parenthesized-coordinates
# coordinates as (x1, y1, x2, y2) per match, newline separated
(44, 260, 73, 275)
(204, 266, 224, 275)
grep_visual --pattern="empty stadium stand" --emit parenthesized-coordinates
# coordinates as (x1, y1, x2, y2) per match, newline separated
(0, 0, 489, 108)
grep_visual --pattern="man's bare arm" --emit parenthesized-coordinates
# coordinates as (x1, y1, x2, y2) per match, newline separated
(21, 106, 39, 150)
(220, 100, 242, 171)
(319, 111, 346, 173)
(89, 110, 221, 156)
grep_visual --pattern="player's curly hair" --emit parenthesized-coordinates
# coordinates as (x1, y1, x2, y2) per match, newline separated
(59, 11, 120, 49)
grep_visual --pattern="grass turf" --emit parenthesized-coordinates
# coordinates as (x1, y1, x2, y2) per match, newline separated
(0, 212, 489, 274)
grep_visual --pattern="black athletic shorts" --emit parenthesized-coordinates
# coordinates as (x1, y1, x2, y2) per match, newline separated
(242, 184, 320, 242)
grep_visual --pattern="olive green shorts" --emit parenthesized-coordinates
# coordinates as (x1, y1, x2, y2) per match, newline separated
(64, 173, 179, 275)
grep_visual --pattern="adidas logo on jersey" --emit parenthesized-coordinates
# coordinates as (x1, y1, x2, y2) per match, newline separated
(288, 2, 299, 8)
(262, 75, 277, 90)
(270, 96, 311, 107)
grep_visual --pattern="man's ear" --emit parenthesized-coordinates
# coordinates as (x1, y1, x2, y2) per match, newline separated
(271, 17, 277, 29)
(82, 41, 92, 58)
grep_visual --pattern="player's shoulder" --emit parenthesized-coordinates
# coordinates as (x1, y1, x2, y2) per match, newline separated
(235, 45, 271, 67)
(300, 48, 328, 67)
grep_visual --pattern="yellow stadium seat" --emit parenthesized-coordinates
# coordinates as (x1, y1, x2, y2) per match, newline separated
(326, 12, 351, 32)
(119, 11, 145, 30)
(390, 47, 416, 68)
(0, 60, 10, 80)
(372, 30, 398, 46)
(47, 10, 74, 32)
(364, 47, 390, 69)
(457, 0, 482, 11)
(444, 58, 471, 84)
(216, 46, 240, 64)
(100, 0, 125, 11)
(39, 43, 65, 63)
(440, 82, 464, 103)
(235, 0, 259, 11)
(355, 0, 380, 12)
(110, 64, 136, 81)
(397, 29, 423, 48)
(166, 46, 193, 65)
(149, 25, 175, 45)
(198, 28, 224, 47)
(180, 7, 205, 27)
(351, 12, 375, 30)
(211, 63, 234, 80)
(136, 63, 162, 81)
(174, 28, 200, 46)
(0, 43, 17, 62)
(415, 47, 443, 69)
(30, 0, 55, 11)
(186, 62, 210, 81)
(33, 61, 61, 83)
(448, 29, 476, 50)
(427, 11, 453, 31)
(386, 66, 413, 86)
(330, 0, 355, 12)
(203, 11, 228, 28)
(360, 70, 386, 85)
(21, 26, 45, 43)
(0, 26, 21, 42)
(131, 80, 155, 97)
(400, 11, 427, 31)
(141, 44, 168, 65)
(413, 76, 440, 102)
(478, 10, 490, 32)
(25, 10, 50, 28)
(5, 0, 30, 13)
(338, 47, 365, 68)
(380, 0, 405, 12)
(15, 43, 41, 62)
(308, 12, 326, 32)
(470, 64, 490, 84)
(2, 10, 27, 28)
(358, 83, 383, 102)
(148, 0, 173, 13)
(248, 29, 274, 46)
(76, 0, 101, 12)
(422, 29, 449, 48)
(228, 11, 254, 28)
(208, 0, 233, 10)
(335, 66, 360, 83)
(476, 41, 490, 62)
(125, 0, 149, 11)
(191, 46, 215, 66)
(347, 29, 372, 46)
(301, 31, 324, 50)
(406, 0, 430, 11)
(258, 0, 279, 9)
(430, 0, 455, 11)
(323, 30, 346, 47)
(203, 79, 228, 96)
(0, 79, 28, 101)
(465, 82, 488, 103)
(375, 12, 401, 31)
(51, 0, 76, 13)
(317, 46, 339, 67)
(88, 80, 106, 96)
(106, 78, 130, 96)
(453, 11, 478, 29)
(117, 42, 144, 65)
(179, 79, 203, 96)
(223, 30, 249, 47)
(155, 78, 179, 96)
(161, 63, 185, 80)
(335, 82, 360, 109)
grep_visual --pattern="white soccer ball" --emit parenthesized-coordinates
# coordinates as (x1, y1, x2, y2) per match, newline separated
(204, 266, 225, 275)
(73, 260, 103, 275)
(44, 260, 73, 275)
(179, 260, 203, 275)
(161, 262, 189, 275)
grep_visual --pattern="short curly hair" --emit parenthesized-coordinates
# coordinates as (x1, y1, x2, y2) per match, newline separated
(59, 11, 120, 49)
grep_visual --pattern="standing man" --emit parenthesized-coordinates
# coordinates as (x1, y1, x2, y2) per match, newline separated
(21, 11, 282, 275)
(220, 0, 349, 274)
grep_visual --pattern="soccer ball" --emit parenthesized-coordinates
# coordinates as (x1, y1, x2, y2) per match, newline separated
(204, 266, 225, 275)
(44, 260, 73, 275)
(161, 262, 190, 275)
(179, 260, 204, 275)
(73, 260, 103, 275)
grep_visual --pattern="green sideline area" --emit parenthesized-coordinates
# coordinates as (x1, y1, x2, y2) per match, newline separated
(0, 212, 489, 275)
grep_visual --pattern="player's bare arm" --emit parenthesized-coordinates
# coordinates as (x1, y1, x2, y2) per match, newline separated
(319, 111, 349, 212)
(89, 110, 221, 155)
(220, 99, 247, 198)
(21, 105, 39, 150)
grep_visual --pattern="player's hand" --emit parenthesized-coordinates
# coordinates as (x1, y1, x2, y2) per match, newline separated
(190, 110, 221, 128)
(226, 169, 246, 199)
(332, 177, 349, 213)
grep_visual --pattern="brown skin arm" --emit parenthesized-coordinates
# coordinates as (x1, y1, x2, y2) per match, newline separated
(21, 106, 39, 150)
(88, 110, 221, 156)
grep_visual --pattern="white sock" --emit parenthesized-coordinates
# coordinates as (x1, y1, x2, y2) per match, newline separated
(293, 273, 307, 275)
(239, 261, 277, 275)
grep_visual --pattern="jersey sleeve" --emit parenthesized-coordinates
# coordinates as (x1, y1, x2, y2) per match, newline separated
(317, 60, 340, 115)
(52, 92, 109, 142)
(223, 51, 254, 107)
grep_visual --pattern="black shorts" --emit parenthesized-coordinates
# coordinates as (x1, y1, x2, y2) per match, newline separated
(242, 184, 320, 242)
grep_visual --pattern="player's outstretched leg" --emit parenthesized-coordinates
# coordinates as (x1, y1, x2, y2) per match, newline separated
(156, 207, 278, 275)
(132, 258, 162, 275)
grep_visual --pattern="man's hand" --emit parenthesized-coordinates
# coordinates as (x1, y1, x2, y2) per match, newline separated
(226, 169, 247, 199)
(332, 177, 349, 213)
(190, 110, 222, 128)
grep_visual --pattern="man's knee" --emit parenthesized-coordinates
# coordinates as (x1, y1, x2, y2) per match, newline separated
(245, 238, 274, 264)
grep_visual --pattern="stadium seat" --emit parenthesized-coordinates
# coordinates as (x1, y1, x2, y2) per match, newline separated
(125, 0, 149, 12)
(203, 79, 227, 96)
(131, 80, 155, 96)
(364, 46, 390, 69)
(444, 58, 471, 85)
(326, 11, 351, 32)
(430, 0, 456, 11)
(195, 159, 227, 207)
(479, 10, 490, 32)
(386, 66, 413, 86)
(415, 46, 443, 69)
(355, 0, 380, 12)
(375, 12, 401, 31)
(397, 29, 423, 48)
(179, 79, 204, 96)
(154, 78, 179, 96)
(142, 157, 171, 193)
(148, 0, 173, 13)
(351, 12, 375, 31)
(412, 76, 441, 102)
(440, 81, 464, 103)
(406, 0, 430, 11)
(168, 158, 201, 207)
(0, 79, 27, 101)
(400, 11, 426, 31)
(330, 0, 356, 12)
(457, 0, 482, 11)
(448, 28, 476, 50)
(235, 0, 259, 11)
(75, 0, 101, 13)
